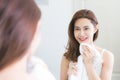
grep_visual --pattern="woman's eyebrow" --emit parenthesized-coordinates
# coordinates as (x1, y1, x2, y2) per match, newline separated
(83, 26, 89, 28)
(74, 26, 80, 28)
(75, 25, 89, 28)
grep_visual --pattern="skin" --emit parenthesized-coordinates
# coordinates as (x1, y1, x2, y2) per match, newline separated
(60, 18, 114, 80)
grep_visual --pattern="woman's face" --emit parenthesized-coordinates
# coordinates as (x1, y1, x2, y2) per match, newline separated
(74, 18, 98, 44)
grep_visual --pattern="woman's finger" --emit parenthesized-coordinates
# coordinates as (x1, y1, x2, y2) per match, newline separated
(68, 63, 78, 76)
(82, 45, 94, 58)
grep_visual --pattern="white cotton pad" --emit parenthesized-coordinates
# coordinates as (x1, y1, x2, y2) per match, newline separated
(79, 43, 94, 54)
(79, 43, 96, 56)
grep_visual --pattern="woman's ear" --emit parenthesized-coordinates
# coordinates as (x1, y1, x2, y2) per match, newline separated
(94, 24, 99, 33)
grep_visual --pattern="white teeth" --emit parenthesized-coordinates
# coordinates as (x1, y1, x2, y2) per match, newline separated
(80, 38, 86, 40)
(81, 38, 85, 40)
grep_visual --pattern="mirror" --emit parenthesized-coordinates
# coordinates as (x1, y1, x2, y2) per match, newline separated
(35, 0, 120, 80)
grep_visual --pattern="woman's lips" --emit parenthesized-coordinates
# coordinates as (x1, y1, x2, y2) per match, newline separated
(79, 37, 87, 42)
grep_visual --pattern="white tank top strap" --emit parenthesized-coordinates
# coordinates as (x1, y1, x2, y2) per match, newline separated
(101, 49, 106, 57)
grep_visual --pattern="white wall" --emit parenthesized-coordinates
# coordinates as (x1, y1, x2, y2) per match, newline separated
(73, 0, 120, 80)
(35, 0, 73, 80)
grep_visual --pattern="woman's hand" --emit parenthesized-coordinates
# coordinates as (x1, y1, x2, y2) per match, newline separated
(67, 62, 78, 76)
(82, 45, 94, 66)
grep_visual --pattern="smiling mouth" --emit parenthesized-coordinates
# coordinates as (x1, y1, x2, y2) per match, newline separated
(79, 37, 88, 42)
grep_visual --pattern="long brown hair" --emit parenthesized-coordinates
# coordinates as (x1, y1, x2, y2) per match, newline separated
(64, 9, 98, 62)
(0, 0, 41, 70)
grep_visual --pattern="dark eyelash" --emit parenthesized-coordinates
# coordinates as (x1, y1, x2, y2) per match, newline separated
(85, 28, 88, 29)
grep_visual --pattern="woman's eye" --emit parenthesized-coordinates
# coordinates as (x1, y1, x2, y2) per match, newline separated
(84, 28, 89, 30)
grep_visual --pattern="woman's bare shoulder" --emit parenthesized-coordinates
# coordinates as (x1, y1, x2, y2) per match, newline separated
(96, 46, 113, 56)
(61, 55, 70, 64)
(101, 49, 114, 66)
(103, 49, 114, 60)
(61, 55, 70, 69)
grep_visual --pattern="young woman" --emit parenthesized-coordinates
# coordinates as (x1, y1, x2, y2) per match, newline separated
(60, 9, 114, 80)
(0, 0, 55, 80)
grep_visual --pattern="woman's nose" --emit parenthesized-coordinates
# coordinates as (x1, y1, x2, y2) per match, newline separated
(79, 30, 85, 36)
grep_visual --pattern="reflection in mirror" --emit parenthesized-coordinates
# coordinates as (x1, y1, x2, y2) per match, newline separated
(60, 9, 114, 80)
(35, 0, 119, 80)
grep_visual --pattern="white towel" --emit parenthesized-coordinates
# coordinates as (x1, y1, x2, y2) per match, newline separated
(69, 43, 102, 80)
